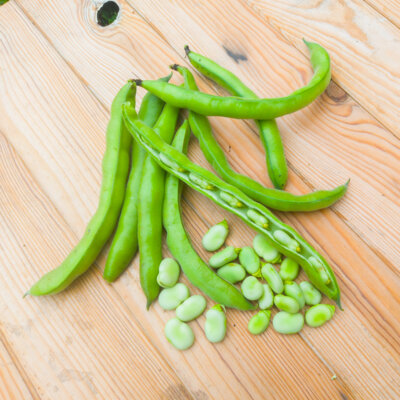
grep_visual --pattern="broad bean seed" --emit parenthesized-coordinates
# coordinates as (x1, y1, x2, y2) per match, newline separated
(300, 281, 322, 306)
(261, 263, 284, 294)
(176, 295, 207, 322)
(239, 247, 260, 275)
(305, 304, 335, 327)
(258, 284, 274, 310)
(202, 220, 229, 251)
(284, 281, 305, 309)
(273, 311, 304, 334)
(158, 283, 190, 310)
(164, 317, 194, 350)
(248, 310, 271, 335)
(157, 258, 180, 288)
(253, 234, 281, 263)
(209, 246, 240, 268)
(205, 304, 227, 343)
(241, 276, 263, 301)
(279, 258, 299, 281)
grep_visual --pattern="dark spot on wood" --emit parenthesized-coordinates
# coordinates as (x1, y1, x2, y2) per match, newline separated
(228, 145, 232, 152)
(97, 1, 119, 27)
(326, 82, 348, 103)
(233, 323, 236, 327)
(163, 384, 192, 400)
(223, 45, 247, 64)
(340, 392, 349, 400)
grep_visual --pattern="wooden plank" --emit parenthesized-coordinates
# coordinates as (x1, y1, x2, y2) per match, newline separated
(1, 1, 399, 399)
(0, 4, 352, 399)
(362, 0, 400, 30)
(0, 336, 33, 400)
(241, 0, 400, 137)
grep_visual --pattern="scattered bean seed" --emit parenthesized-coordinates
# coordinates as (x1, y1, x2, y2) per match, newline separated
(205, 304, 227, 343)
(258, 284, 274, 310)
(158, 283, 190, 310)
(176, 295, 207, 322)
(305, 304, 335, 327)
(273, 311, 304, 334)
(157, 258, 180, 288)
(299, 281, 322, 306)
(248, 310, 271, 335)
(164, 317, 194, 350)
(241, 276, 263, 301)
(284, 281, 305, 309)
(261, 263, 284, 294)
(209, 246, 240, 268)
(239, 247, 260, 275)
(217, 263, 246, 284)
(274, 294, 300, 313)
(202, 220, 229, 251)
(279, 258, 299, 281)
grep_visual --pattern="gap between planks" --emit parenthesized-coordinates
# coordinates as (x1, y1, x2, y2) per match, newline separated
(9, 0, 389, 391)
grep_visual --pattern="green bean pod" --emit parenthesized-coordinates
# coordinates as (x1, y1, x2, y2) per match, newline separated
(104, 74, 171, 282)
(139, 102, 180, 308)
(135, 40, 331, 120)
(122, 99, 341, 307)
(162, 120, 255, 310)
(184, 46, 287, 189)
(173, 65, 348, 212)
(27, 83, 134, 296)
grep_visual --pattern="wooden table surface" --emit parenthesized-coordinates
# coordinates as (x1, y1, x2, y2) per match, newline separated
(1, 1, 399, 399)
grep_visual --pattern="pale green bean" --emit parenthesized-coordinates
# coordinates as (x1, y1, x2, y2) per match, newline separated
(158, 283, 190, 310)
(273, 230, 301, 252)
(202, 220, 229, 251)
(176, 295, 207, 322)
(157, 258, 180, 288)
(248, 310, 271, 335)
(205, 304, 227, 343)
(164, 317, 194, 350)
(300, 281, 322, 306)
(273, 311, 304, 334)
(305, 304, 335, 327)
(284, 281, 305, 309)
(258, 284, 274, 310)
(209, 246, 240, 268)
(217, 263, 246, 284)
(279, 258, 299, 281)
(239, 247, 260, 275)
(274, 294, 300, 313)
(241, 276, 263, 301)
(261, 263, 284, 294)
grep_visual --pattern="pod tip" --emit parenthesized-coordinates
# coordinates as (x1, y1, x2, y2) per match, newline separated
(184, 44, 191, 55)
(23, 291, 30, 298)
(131, 78, 143, 86)
(169, 64, 179, 71)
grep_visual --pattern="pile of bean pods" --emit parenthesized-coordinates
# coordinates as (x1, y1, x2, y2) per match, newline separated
(26, 40, 348, 351)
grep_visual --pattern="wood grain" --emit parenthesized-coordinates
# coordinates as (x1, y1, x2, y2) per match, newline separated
(242, 0, 400, 137)
(0, 0, 399, 398)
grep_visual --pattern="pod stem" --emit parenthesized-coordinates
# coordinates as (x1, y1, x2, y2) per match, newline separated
(184, 44, 191, 56)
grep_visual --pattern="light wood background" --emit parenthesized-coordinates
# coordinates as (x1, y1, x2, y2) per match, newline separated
(1, 0, 399, 399)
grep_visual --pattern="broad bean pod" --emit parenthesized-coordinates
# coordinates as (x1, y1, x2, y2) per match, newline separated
(104, 75, 171, 282)
(28, 83, 134, 296)
(134, 41, 331, 120)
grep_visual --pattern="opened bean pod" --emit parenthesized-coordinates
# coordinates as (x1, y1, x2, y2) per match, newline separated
(122, 99, 341, 307)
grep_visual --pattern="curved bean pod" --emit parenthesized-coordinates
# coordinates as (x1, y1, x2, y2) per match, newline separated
(104, 74, 171, 282)
(185, 46, 287, 189)
(139, 102, 180, 308)
(122, 99, 342, 306)
(173, 65, 348, 212)
(134, 41, 331, 120)
(27, 83, 134, 296)
(162, 120, 255, 310)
